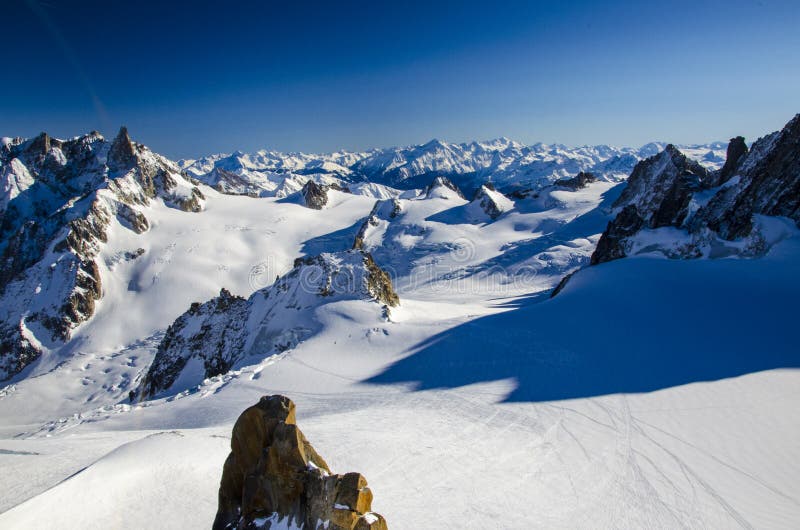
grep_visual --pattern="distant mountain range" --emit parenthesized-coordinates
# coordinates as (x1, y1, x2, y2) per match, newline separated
(178, 138, 729, 198)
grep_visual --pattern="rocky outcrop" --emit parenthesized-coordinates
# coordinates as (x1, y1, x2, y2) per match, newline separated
(137, 250, 398, 398)
(0, 127, 206, 380)
(423, 176, 465, 199)
(591, 113, 800, 265)
(717, 136, 748, 185)
(299, 181, 349, 210)
(468, 185, 513, 220)
(611, 144, 710, 230)
(553, 171, 597, 190)
(301, 181, 329, 209)
(213, 395, 388, 530)
(590, 205, 645, 265)
(353, 199, 402, 250)
(138, 288, 248, 398)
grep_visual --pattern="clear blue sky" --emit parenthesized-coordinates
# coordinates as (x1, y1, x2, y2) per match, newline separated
(3, 0, 799, 158)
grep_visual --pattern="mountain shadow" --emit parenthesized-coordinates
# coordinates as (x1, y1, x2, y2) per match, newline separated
(367, 239, 800, 402)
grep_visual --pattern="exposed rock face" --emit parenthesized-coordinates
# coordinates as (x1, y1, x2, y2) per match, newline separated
(611, 144, 710, 230)
(0, 127, 206, 380)
(213, 395, 388, 530)
(590, 205, 645, 265)
(469, 184, 514, 220)
(353, 199, 402, 250)
(591, 114, 800, 265)
(176, 186, 206, 212)
(301, 181, 330, 209)
(717, 136, 748, 185)
(138, 288, 248, 398)
(423, 176, 465, 199)
(299, 181, 349, 210)
(138, 250, 398, 398)
(553, 171, 597, 190)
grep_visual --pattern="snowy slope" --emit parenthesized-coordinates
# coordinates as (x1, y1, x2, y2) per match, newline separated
(1, 237, 798, 529)
(0, 120, 797, 530)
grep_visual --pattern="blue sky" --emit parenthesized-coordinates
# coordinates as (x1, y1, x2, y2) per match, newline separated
(3, 0, 799, 158)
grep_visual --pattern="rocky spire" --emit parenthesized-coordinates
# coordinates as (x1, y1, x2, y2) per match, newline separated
(718, 136, 748, 185)
(213, 395, 388, 530)
(107, 126, 136, 171)
(301, 180, 330, 209)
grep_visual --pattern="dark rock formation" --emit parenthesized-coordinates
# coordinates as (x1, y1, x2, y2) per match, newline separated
(470, 185, 512, 220)
(591, 113, 800, 266)
(176, 186, 206, 212)
(554, 171, 597, 190)
(353, 200, 402, 250)
(138, 288, 248, 398)
(213, 395, 388, 530)
(107, 126, 137, 172)
(363, 253, 400, 307)
(612, 144, 710, 230)
(717, 135, 748, 185)
(424, 176, 465, 199)
(301, 181, 331, 210)
(691, 115, 800, 240)
(590, 205, 645, 265)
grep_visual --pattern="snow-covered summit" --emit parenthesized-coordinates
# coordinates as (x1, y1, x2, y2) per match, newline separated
(180, 138, 727, 199)
(0, 127, 205, 380)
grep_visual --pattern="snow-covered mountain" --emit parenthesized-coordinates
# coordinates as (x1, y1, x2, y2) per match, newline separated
(0, 127, 206, 380)
(590, 115, 800, 265)
(138, 250, 397, 398)
(1, 115, 798, 529)
(180, 138, 728, 198)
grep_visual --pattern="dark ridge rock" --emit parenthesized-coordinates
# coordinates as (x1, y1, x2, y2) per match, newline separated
(550, 270, 578, 298)
(0, 322, 41, 380)
(28, 132, 51, 157)
(137, 288, 248, 398)
(424, 176, 465, 199)
(591, 113, 800, 266)
(470, 185, 511, 220)
(612, 144, 709, 228)
(58, 260, 103, 340)
(692, 114, 800, 240)
(554, 171, 597, 190)
(175, 187, 206, 212)
(718, 136, 748, 185)
(507, 188, 535, 200)
(213, 395, 388, 530)
(364, 252, 400, 307)
(590, 205, 645, 265)
(107, 126, 137, 172)
(301, 181, 330, 210)
(116, 203, 149, 233)
(328, 182, 352, 194)
(353, 199, 401, 250)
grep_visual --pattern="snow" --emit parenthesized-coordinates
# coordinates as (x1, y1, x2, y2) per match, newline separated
(178, 139, 727, 198)
(0, 160, 798, 529)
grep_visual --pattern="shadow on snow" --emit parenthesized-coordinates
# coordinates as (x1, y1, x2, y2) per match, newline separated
(367, 245, 800, 402)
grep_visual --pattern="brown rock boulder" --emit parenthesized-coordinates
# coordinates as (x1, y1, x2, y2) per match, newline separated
(213, 395, 388, 530)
